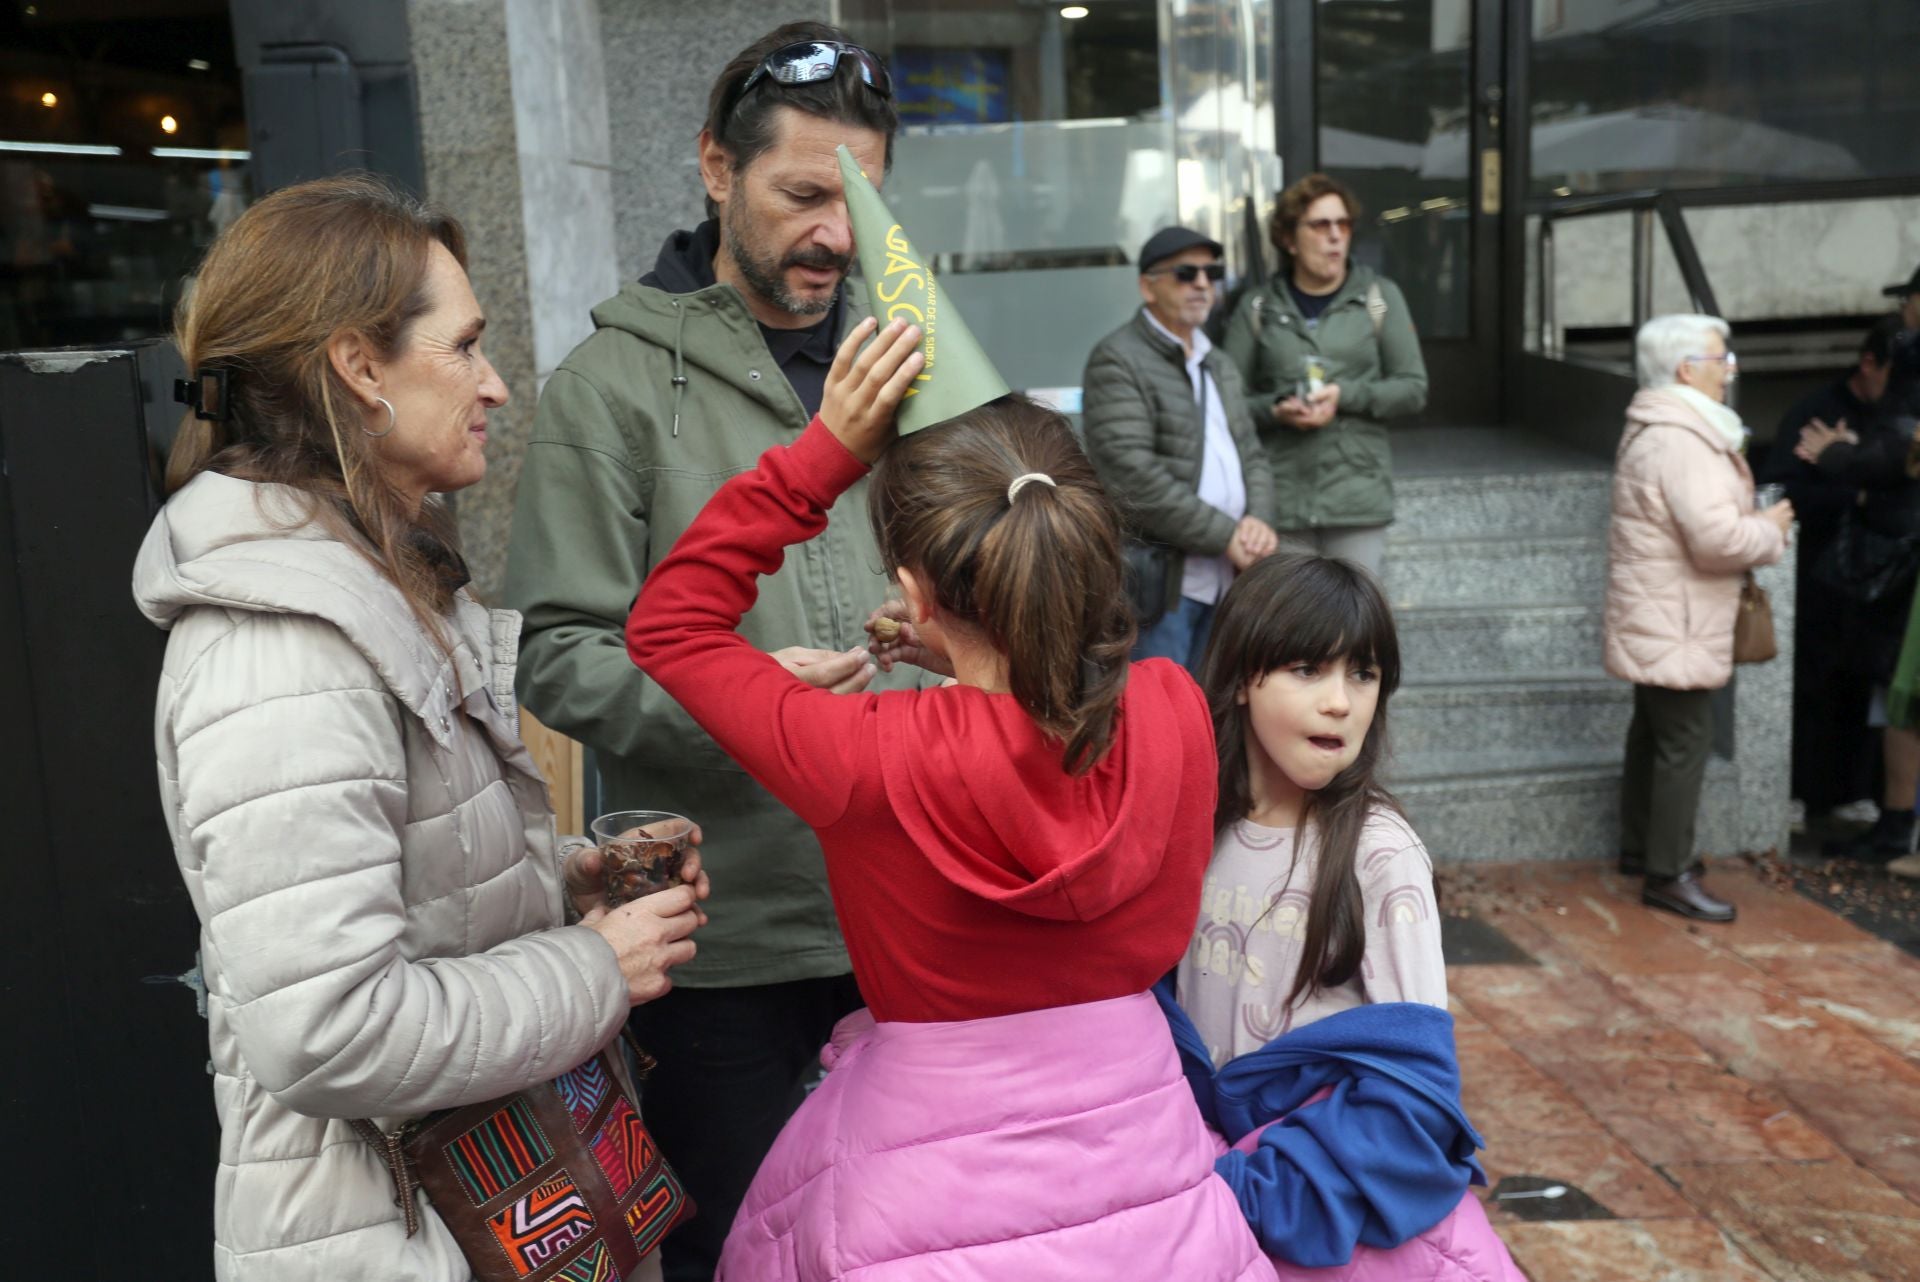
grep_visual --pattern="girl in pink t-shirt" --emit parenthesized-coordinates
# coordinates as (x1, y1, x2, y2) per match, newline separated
(1168, 552, 1523, 1281)
(1177, 552, 1442, 1053)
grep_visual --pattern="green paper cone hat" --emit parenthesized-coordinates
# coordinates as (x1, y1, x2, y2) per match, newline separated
(837, 144, 1010, 434)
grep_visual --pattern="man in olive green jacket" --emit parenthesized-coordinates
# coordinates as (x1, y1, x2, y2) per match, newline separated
(1082, 227, 1278, 669)
(1222, 260, 1427, 573)
(502, 23, 910, 1280)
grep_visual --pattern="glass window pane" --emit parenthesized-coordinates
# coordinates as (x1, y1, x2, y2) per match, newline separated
(843, 0, 1174, 395)
(1, 3, 251, 351)
(1315, 0, 1472, 340)
(1530, 0, 1920, 197)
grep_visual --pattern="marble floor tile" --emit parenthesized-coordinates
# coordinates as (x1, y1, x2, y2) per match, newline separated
(1499, 1218, 1774, 1282)
(1530, 1055, 1840, 1166)
(1458, 1025, 1608, 1139)
(1774, 1073, 1920, 1201)
(1750, 951, 1920, 1062)
(1479, 1130, 1698, 1221)
(1617, 971, 1915, 1085)
(1509, 887, 1765, 978)
(1660, 1160, 1920, 1282)
(1451, 963, 1688, 1047)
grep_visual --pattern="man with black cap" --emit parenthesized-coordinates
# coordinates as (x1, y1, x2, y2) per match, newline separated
(1082, 227, 1278, 669)
(1881, 264, 1920, 418)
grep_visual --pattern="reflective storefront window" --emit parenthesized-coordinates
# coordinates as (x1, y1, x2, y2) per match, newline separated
(1530, 0, 1920, 196)
(1315, 0, 1474, 341)
(2, 2, 249, 351)
(840, 0, 1274, 397)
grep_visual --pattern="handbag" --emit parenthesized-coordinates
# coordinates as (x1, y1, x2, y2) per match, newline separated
(1732, 571, 1776, 665)
(1121, 540, 1177, 628)
(1813, 511, 1920, 606)
(353, 1033, 693, 1282)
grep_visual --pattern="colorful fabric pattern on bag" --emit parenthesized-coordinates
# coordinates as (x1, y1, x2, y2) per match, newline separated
(589, 1097, 655, 1198)
(552, 1056, 613, 1133)
(625, 1166, 689, 1258)
(552, 1241, 617, 1282)
(487, 1176, 596, 1277)
(448, 1097, 554, 1205)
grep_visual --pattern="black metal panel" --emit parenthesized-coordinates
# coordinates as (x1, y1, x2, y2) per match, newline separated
(229, 0, 424, 196)
(1274, 0, 1315, 180)
(1516, 350, 1636, 459)
(0, 345, 212, 1278)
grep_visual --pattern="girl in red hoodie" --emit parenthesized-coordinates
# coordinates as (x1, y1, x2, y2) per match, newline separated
(626, 319, 1273, 1281)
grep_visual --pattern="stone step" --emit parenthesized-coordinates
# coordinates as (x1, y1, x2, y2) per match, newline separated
(1396, 602, 1606, 680)
(1390, 674, 1629, 758)
(1393, 470, 1613, 543)
(1382, 534, 1608, 609)
(1391, 756, 1740, 863)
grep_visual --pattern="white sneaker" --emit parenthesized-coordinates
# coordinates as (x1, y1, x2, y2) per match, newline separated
(1833, 799, 1882, 825)
(1887, 852, 1920, 879)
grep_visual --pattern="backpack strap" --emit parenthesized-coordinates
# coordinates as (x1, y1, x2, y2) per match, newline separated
(1366, 280, 1387, 338)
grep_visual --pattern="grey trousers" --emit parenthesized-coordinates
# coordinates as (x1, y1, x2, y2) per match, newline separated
(1620, 683, 1716, 877)
(1276, 524, 1389, 578)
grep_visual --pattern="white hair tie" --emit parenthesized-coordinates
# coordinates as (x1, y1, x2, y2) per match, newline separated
(1007, 472, 1056, 503)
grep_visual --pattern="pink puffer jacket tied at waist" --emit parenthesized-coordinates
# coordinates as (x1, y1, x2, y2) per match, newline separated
(717, 993, 1277, 1282)
(1603, 388, 1786, 690)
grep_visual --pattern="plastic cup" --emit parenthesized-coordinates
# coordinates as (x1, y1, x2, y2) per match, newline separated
(589, 810, 694, 907)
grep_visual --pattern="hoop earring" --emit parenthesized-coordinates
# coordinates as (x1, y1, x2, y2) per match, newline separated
(363, 396, 397, 439)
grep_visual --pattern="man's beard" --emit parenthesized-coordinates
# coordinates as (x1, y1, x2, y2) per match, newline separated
(724, 196, 849, 318)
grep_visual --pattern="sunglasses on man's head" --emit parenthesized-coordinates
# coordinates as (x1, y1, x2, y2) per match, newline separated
(1149, 263, 1226, 284)
(725, 40, 892, 123)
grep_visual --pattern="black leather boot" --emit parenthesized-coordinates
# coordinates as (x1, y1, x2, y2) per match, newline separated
(1642, 868, 1736, 922)
(1824, 808, 1916, 864)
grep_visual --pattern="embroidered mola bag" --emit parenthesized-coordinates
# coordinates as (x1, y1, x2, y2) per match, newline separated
(353, 1036, 693, 1281)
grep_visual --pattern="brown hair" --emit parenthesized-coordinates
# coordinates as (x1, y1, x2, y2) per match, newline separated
(166, 172, 471, 652)
(1268, 172, 1363, 261)
(702, 21, 899, 220)
(868, 398, 1134, 774)
(1197, 553, 1406, 1013)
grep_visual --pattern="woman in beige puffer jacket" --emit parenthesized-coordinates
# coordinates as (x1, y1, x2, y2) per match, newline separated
(135, 176, 705, 1282)
(1604, 314, 1792, 924)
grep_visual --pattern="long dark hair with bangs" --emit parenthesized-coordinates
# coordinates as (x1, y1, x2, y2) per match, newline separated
(1198, 553, 1405, 1014)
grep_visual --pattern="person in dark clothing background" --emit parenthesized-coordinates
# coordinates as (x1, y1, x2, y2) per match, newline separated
(1793, 322, 1920, 862)
(1761, 317, 1901, 823)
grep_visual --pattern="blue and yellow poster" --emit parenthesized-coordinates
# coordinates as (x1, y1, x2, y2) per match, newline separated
(893, 48, 1011, 125)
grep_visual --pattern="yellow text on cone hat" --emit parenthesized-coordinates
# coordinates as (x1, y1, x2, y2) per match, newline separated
(837, 145, 1009, 434)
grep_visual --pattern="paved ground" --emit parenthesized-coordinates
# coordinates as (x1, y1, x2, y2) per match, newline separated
(1441, 858, 1920, 1282)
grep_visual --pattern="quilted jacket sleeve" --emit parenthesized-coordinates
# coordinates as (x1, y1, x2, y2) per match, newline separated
(173, 613, 627, 1119)
(1660, 432, 1786, 575)
(1082, 334, 1238, 556)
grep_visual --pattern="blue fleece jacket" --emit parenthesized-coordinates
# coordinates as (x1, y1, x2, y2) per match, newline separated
(1155, 978, 1486, 1268)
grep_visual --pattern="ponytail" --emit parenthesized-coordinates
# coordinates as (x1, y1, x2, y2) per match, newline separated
(870, 398, 1135, 774)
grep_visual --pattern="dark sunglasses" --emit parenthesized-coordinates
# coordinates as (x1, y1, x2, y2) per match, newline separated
(1301, 217, 1354, 236)
(1149, 262, 1225, 285)
(725, 40, 892, 123)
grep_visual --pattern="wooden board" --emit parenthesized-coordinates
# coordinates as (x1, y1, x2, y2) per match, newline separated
(521, 708, 586, 838)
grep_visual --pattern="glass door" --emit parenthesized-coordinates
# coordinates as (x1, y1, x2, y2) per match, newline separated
(1306, 0, 1507, 424)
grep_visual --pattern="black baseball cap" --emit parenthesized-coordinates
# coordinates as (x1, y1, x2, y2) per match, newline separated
(1138, 226, 1223, 275)
(1883, 265, 1920, 298)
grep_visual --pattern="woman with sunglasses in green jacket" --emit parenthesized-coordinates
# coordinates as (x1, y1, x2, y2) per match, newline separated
(1223, 173, 1428, 577)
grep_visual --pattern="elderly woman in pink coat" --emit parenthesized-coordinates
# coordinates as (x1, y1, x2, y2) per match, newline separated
(1604, 314, 1793, 922)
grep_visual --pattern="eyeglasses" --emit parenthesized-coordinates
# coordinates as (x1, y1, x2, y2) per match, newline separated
(1685, 351, 1738, 370)
(723, 40, 892, 125)
(1148, 262, 1225, 285)
(1300, 217, 1354, 236)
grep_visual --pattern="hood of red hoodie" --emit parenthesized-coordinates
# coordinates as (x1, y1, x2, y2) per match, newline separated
(874, 661, 1208, 922)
